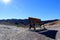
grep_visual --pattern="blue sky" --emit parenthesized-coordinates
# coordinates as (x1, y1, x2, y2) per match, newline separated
(0, 0, 60, 20)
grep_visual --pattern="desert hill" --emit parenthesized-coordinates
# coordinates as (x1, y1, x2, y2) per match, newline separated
(0, 19, 59, 26)
(45, 20, 60, 26)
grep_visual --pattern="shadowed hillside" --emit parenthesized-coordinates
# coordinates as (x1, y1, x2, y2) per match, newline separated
(0, 19, 59, 27)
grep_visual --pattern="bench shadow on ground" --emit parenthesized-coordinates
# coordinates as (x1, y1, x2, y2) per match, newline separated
(30, 28, 58, 39)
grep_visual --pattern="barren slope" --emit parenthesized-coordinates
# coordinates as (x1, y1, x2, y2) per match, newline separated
(0, 24, 60, 40)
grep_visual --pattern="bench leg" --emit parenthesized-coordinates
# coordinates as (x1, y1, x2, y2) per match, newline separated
(42, 25, 46, 30)
(29, 26, 36, 30)
(34, 27, 36, 30)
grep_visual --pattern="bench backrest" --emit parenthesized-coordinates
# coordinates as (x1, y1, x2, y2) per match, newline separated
(29, 17, 44, 26)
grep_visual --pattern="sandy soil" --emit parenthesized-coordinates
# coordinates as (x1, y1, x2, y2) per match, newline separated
(0, 24, 60, 40)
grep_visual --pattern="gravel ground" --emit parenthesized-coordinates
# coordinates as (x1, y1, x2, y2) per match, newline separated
(0, 24, 60, 40)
